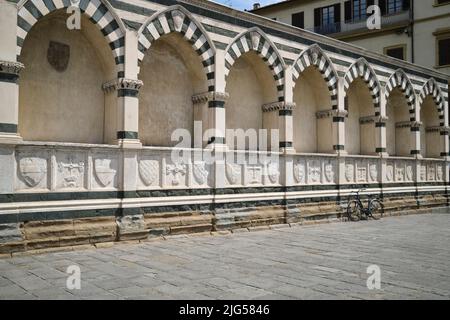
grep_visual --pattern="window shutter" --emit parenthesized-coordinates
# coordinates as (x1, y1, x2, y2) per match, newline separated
(344, 1, 352, 22)
(314, 8, 321, 27)
(402, 0, 411, 11)
(334, 3, 341, 23)
(380, 0, 387, 15)
(292, 12, 305, 28)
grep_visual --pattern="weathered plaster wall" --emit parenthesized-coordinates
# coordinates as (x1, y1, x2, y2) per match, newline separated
(420, 96, 441, 158)
(18, 13, 113, 144)
(293, 67, 333, 153)
(386, 89, 411, 156)
(225, 52, 277, 150)
(139, 33, 206, 147)
(346, 79, 374, 155)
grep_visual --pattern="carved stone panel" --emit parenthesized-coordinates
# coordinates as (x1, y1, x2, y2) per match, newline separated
(427, 163, 436, 181)
(165, 163, 187, 187)
(345, 161, 355, 183)
(245, 165, 263, 185)
(323, 160, 335, 184)
(436, 164, 444, 181)
(139, 159, 160, 187)
(420, 165, 427, 182)
(307, 159, 321, 184)
(369, 162, 378, 182)
(226, 163, 242, 186)
(56, 152, 85, 190)
(294, 160, 306, 184)
(266, 161, 280, 185)
(93, 156, 118, 189)
(356, 161, 367, 183)
(386, 162, 394, 182)
(395, 163, 405, 182)
(16, 152, 48, 190)
(193, 161, 209, 186)
(405, 162, 414, 182)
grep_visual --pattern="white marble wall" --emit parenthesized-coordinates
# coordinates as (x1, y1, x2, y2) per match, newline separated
(4, 144, 448, 195)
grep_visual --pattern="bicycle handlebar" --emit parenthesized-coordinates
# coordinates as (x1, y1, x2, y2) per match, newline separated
(349, 188, 366, 195)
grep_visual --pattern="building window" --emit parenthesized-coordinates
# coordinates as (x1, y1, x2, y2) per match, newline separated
(292, 12, 304, 28)
(436, 0, 450, 5)
(387, 0, 403, 14)
(384, 45, 406, 60)
(437, 36, 450, 66)
(314, 4, 341, 34)
(352, 0, 367, 21)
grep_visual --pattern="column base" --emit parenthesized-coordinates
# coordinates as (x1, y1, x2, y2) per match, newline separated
(335, 150, 348, 156)
(206, 143, 228, 152)
(0, 133, 22, 145)
(280, 147, 296, 155)
(117, 139, 142, 149)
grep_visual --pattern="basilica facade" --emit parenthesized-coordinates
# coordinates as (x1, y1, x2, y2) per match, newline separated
(0, 0, 449, 254)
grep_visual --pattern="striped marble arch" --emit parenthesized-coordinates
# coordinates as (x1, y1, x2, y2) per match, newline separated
(385, 69, 416, 121)
(292, 44, 338, 109)
(16, 0, 126, 77)
(344, 58, 381, 115)
(137, 5, 216, 92)
(224, 27, 286, 102)
(418, 78, 446, 126)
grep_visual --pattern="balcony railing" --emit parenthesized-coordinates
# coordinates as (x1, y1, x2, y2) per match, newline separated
(307, 9, 410, 36)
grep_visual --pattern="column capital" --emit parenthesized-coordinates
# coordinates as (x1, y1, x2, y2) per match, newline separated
(192, 91, 229, 105)
(0, 60, 25, 83)
(102, 78, 144, 94)
(359, 115, 389, 125)
(262, 101, 296, 113)
(316, 109, 348, 119)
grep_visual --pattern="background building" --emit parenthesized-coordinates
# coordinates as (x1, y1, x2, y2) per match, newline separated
(250, 0, 450, 77)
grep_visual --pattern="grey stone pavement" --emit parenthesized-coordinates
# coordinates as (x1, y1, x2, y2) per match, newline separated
(1, 213, 450, 300)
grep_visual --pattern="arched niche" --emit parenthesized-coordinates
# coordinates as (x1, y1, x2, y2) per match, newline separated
(386, 88, 411, 156)
(225, 51, 278, 151)
(138, 32, 208, 147)
(18, 11, 117, 144)
(293, 66, 334, 153)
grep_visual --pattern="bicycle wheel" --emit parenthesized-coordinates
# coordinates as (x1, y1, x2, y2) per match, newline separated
(369, 199, 384, 220)
(347, 200, 362, 222)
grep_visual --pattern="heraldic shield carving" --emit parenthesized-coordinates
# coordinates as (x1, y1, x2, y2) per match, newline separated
(47, 41, 70, 72)
(19, 157, 47, 188)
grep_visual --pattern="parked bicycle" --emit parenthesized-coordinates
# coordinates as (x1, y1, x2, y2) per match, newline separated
(346, 189, 384, 221)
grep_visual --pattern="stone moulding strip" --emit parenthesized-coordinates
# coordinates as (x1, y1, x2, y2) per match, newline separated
(0, 185, 446, 224)
(0, 183, 446, 204)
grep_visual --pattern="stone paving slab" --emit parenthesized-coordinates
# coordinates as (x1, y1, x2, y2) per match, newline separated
(1, 213, 450, 300)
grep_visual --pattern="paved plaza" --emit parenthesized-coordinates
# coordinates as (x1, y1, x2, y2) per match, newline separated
(1, 213, 450, 300)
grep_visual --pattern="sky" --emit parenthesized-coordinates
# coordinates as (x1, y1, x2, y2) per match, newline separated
(212, 0, 282, 11)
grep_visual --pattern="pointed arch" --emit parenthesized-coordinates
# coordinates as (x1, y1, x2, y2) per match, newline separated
(292, 44, 338, 109)
(137, 5, 216, 91)
(16, 0, 126, 76)
(224, 27, 286, 101)
(418, 78, 445, 126)
(344, 58, 381, 114)
(386, 69, 416, 121)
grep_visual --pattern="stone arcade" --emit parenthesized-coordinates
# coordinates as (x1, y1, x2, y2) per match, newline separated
(0, 0, 449, 254)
